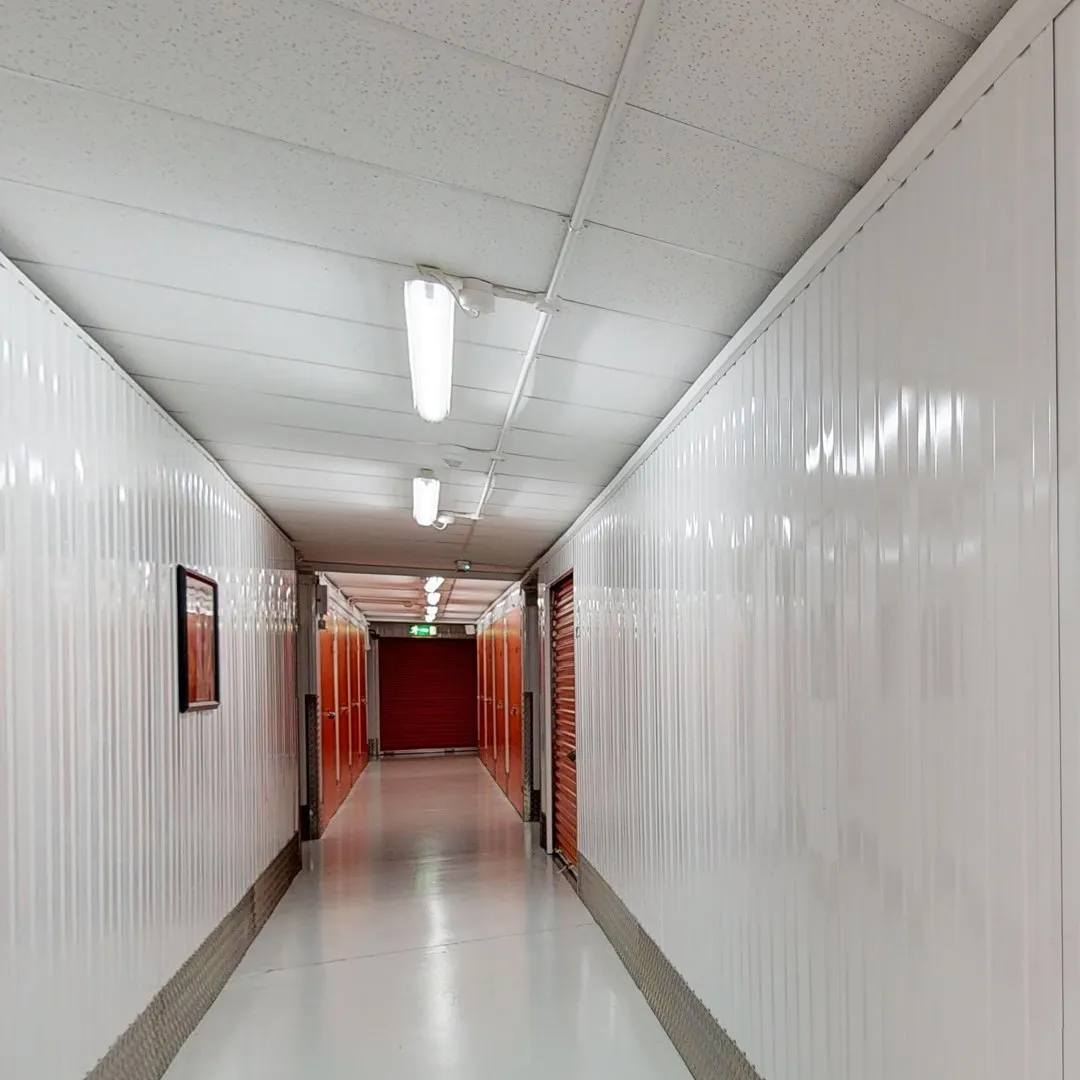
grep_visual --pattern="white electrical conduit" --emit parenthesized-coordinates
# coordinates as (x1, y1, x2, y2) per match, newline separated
(470, 0, 663, 521)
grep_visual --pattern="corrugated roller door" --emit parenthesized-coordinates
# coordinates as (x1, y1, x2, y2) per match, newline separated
(551, 575, 577, 866)
(379, 638, 478, 752)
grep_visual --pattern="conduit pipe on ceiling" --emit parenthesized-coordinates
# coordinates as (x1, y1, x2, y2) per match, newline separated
(470, 0, 663, 521)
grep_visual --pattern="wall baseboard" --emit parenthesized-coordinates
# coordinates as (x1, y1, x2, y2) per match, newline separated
(86, 834, 301, 1080)
(578, 856, 762, 1080)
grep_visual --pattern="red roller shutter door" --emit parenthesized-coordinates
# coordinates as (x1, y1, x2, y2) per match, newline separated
(551, 576, 577, 867)
(380, 638, 478, 752)
(493, 619, 509, 793)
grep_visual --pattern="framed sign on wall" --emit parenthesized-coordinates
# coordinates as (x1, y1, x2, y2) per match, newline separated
(177, 566, 220, 712)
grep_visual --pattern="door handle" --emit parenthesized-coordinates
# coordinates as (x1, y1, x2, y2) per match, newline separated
(567, 749, 576, 763)
(326, 711, 336, 718)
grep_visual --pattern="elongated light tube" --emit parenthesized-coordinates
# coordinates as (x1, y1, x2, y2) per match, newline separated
(426, 591, 442, 606)
(404, 277, 455, 423)
(424, 576, 445, 592)
(412, 475, 440, 527)
(425, 606, 438, 621)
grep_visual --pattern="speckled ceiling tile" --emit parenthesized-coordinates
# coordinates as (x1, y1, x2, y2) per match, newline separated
(327, 0, 641, 94)
(632, 0, 978, 184)
(593, 106, 859, 274)
(893, 0, 1016, 40)
(0, 0, 602, 214)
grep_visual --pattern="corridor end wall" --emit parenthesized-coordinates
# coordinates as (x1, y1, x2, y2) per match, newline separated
(0, 256, 299, 1077)
(538, 18, 1064, 1080)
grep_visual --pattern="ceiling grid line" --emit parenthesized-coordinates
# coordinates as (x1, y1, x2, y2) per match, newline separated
(466, 0, 665, 542)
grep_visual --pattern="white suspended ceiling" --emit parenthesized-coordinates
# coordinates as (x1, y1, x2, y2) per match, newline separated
(0, 0, 1016, 575)
(328, 573, 514, 624)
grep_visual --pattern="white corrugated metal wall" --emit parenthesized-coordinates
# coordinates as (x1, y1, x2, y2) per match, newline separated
(539, 28, 1062, 1080)
(0, 257, 298, 1077)
(1056, 2, 1080, 1067)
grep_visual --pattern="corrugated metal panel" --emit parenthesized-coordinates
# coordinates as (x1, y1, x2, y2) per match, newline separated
(538, 31, 1060, 1080)
(1056, 7, 1080, 1076)
(551, 576, 577, 866)
(378, 638, 478, 752)
(0, 257, 297, 1077)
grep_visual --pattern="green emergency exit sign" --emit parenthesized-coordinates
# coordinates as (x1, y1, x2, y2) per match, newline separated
(409, 624, 438, 637)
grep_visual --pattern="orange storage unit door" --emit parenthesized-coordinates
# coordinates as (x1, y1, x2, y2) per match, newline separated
(348, 624, 362, 783)
(379, 638, 478, 752)
(551, 575, 577, 866)
(505, 607, 524, 818)
(318, 618, 340, 823)
(493, 618, 509, 793)
(356, 627, 368, 767)
(484, 625, 497, 778)
(336, 616, 353, 775)
(478, 628, 490, 770)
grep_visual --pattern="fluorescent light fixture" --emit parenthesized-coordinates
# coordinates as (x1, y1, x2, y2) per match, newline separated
(424, 576, 445, 592)
(427, 591, 442, 606)
(425, 607, 438, 621)
(404, 277, 455, 423)
(412, 475, 440, 527)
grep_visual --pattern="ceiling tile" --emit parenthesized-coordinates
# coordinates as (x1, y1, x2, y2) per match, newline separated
(92, 324, 534, 396)
(14, 268, 532, 402)
(509, 397, 659, 442)
(898, 0, 1014, 39)
(633, 0, 976, 182)
(0, 80, 563, 290)
(331, 0, 639, 92)
(541, 301, 727, 382)
(0, 0, 602, 211)
(204, 442, 603, 500)
(148, 380, 500, 447)
(196, 424, 619, 486)
(0, 182, 410, 325)
(594, 108, 857, 273)
(473, 452, 617, 488)
(561, 225, 780, 334)
(231, 469, 581, 514)
(522, 354, 687, 417)
(500, 428, 636, 466)
(126, 345, 418, 413)
(225, 463, 429, 498)
(137, 357, 658, 441)
(304, 542, 530, 574)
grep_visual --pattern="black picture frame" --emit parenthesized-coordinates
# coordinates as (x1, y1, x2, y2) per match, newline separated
(177, 565, 221, 713)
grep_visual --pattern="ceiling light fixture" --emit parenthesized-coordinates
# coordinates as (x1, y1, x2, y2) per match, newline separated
(412, 471, 440, 527)
(427, 591, 442, 606)
(404, 277, 456, 423)
(426, 606, 438, 621)
(425, 576, 445, 592)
